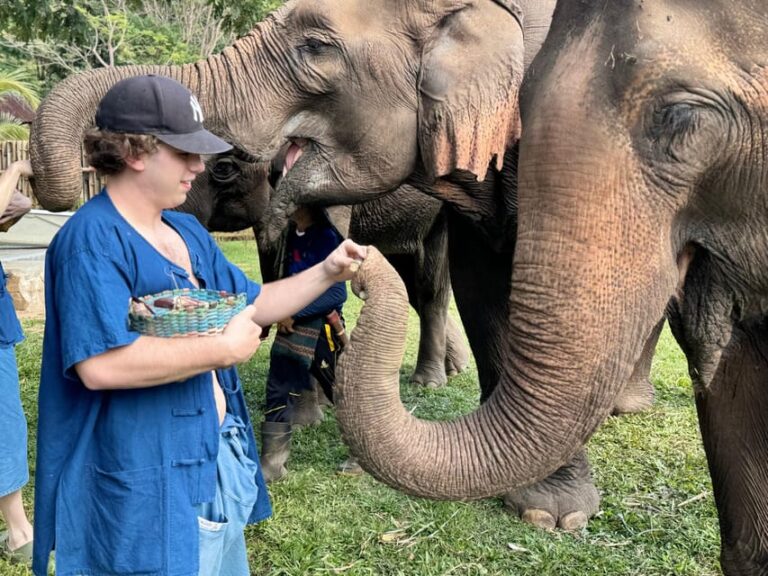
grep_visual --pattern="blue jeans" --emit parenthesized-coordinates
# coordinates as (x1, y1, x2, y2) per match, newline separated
(0, 345, 27, 497)
(197, 414, 260, 576)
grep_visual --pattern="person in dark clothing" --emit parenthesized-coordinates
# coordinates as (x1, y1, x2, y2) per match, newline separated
(260, 205, 348, 482)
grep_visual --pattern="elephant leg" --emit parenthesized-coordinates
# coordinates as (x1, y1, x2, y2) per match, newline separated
(381, 207, 470, 388)
(412, 210, 466, 387)
(388, 252, 449, 388)
(446, 210, 512, 400)
(502, 449, 599, 531)
(691, 321, 768, 574)
(611, 317, 663, 415)
(444, 315, 470, 377)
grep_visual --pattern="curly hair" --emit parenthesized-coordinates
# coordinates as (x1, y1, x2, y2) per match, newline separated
(83, 129, 159, 176)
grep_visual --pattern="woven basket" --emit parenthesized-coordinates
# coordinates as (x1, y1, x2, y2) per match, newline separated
(129, 288, 246, 337)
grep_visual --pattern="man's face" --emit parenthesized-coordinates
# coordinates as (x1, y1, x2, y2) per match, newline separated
(140, 143, 205, 209)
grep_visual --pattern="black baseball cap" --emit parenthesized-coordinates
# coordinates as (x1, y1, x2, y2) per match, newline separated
(95, 75, 232, 154)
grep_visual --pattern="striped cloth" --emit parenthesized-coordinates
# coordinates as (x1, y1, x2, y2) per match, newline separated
(270, 318, 323, 369)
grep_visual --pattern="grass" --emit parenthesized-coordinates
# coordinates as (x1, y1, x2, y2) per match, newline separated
(3, 238, 721, 575)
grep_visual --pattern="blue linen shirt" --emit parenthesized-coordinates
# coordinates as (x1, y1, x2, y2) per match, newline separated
(0, 261, 24, 347)
(33, 191, 271, 576)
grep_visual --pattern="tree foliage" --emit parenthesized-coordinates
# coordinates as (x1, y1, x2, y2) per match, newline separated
(0, 0, 283, 93)
(206, 0, 284, 37)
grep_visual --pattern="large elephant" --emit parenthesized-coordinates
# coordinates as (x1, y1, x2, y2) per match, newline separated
(511, 1, 767, 572)
(180, 150, 470, 386)
(338, 0, 768, 574)
(29, 0, 657, 530)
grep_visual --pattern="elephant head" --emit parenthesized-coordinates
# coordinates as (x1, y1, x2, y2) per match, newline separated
(30, 0, 553, 403)
(180, 149, 272, 233)
(30, 0, 552, 216)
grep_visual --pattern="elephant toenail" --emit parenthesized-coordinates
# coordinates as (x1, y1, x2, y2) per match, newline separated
(521, 509, 556, 530)
(558, 511, 588, 531)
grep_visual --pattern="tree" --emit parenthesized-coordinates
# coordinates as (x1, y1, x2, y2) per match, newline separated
(0, 68, 39, 140)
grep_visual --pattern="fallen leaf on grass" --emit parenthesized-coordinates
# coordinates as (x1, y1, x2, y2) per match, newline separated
(379, 529, 408, 543)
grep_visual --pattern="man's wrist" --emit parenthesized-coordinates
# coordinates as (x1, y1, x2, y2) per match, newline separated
(213, 333, 239, 367)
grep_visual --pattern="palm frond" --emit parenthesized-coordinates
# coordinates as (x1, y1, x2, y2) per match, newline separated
(0, 69, 40, 109)
(0, 112, 30, 140)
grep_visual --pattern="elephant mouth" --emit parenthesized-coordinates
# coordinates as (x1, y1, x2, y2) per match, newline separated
(282, 138, 308, 177)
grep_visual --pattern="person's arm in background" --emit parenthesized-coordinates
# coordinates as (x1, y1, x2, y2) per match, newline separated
(292, 226, 347, 319)
(0, 159, 32, 214)
(253, 239, 365, 327)
(293, 281, 346, 320)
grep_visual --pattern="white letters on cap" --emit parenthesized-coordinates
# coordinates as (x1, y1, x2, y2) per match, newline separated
(190, 95, 204, 123)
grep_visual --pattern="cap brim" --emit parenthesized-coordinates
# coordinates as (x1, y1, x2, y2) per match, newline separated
(155, 128, 232, 154)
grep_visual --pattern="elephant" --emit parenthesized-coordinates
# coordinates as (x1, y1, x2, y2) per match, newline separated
(178, 149, 470, 387)
(509, 1, 767, 572)
(28, 0, 659, 530)
(334, 0, 768, 573)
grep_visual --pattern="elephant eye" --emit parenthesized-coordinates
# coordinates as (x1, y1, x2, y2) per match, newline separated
(210, 157, 241, 184)
(298, 36, 332, 55)
(650, 102, 703, 161)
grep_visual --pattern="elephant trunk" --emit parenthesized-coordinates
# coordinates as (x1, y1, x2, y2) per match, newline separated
(339, 246, 617, 498)
(335, 57, 678, 500)
(31, 66, 157, 210)
(337, 187, 672, 499)
(29, 14, 285, 211)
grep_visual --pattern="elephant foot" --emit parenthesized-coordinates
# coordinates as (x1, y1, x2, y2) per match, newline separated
(291, 388, 325, 427)
(410, 360, 448, 389)
(503, 451, 599, 531)
(612, 377, 655, 415)
(445, 317, 470, 377)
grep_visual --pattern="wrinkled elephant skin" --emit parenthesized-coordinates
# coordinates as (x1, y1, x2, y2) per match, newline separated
(516, 0, 768, 573)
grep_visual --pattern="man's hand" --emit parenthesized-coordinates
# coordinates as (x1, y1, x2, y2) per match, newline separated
(10, 159, 33, 179)
(277, 317, 295, 334)
(220, 303, 263, 364)
(322, 238, 368, 282)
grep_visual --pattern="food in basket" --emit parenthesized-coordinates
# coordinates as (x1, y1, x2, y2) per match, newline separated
(128, 289, 246, 337)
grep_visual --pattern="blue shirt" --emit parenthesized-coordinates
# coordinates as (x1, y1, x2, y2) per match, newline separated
(0, 261, 24, 348)
(286, 224, 346, 320)
(33, 191, 271, 576)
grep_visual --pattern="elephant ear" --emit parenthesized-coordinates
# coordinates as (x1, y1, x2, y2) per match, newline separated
(418, 0, 524, 181)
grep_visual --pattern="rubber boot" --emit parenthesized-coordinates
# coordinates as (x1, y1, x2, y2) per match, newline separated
(291, 386, 324, 427)
(260, 421, 292, 483)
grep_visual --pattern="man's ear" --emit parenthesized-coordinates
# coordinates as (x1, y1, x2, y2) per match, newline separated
(418, 1, 524, 181)
(124, 154, 146, 172)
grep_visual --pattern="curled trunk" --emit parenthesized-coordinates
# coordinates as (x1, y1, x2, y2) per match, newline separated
(28, 16, 281, 211)
(337, 196, 669, 499)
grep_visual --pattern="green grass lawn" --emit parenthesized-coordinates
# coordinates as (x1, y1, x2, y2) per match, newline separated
(5, 238, 721, 575)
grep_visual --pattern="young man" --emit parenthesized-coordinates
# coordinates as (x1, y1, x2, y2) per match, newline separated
(32, 75, 366, 576)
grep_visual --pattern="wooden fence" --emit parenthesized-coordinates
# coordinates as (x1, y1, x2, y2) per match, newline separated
(1, 140, 103, 209)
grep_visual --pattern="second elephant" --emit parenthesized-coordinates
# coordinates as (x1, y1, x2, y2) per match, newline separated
(179, 150, 470, 387)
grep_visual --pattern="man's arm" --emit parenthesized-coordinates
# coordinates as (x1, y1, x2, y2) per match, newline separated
(75, 303, 263, 390)
(252, 239, 366, 327)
